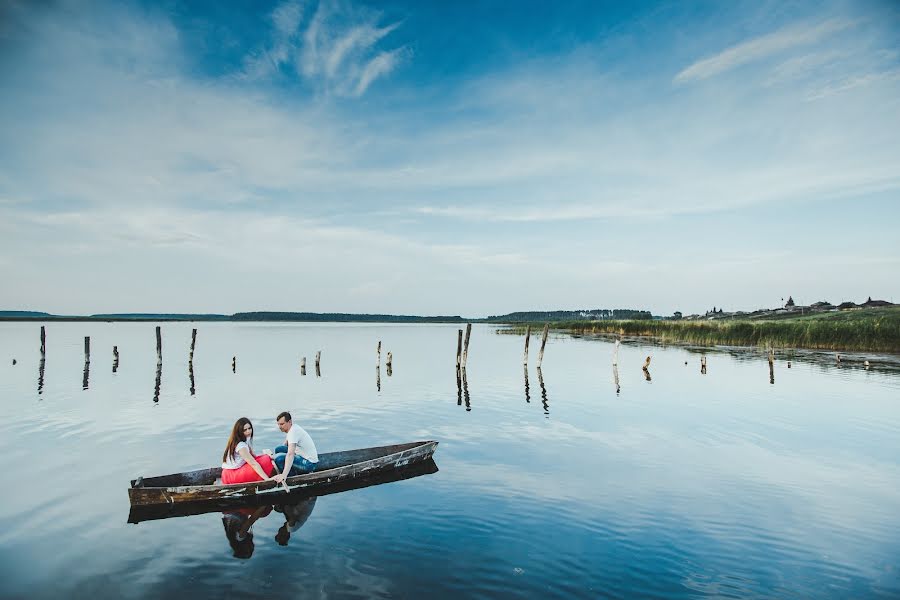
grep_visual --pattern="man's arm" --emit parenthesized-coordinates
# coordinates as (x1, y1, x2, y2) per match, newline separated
(273, 442, 297, 483)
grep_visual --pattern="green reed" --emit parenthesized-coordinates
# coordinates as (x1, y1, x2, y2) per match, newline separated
(502, 308, 900, 353)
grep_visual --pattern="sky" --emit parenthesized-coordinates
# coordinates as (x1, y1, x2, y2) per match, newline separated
(0, 0, 898, 317)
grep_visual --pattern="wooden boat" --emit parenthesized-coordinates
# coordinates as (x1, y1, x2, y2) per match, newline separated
(129, 457, 438, 523)
(129, 440, 438, 507)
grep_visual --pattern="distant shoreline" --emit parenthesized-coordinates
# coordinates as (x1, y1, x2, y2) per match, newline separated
(501, 307, 900, 354)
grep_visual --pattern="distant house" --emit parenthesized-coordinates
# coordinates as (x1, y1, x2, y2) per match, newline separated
(837, 301, 858, 310)
(810, 301, 835, 310)
(861, 297, 893, 308)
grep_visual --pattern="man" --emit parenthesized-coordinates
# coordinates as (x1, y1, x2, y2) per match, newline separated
(272, 411, 319, 483)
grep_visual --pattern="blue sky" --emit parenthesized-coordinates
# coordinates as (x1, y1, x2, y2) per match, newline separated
(1, 0, 898, 316)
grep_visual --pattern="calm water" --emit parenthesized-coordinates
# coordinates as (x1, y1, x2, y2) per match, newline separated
(1, 322, 899, 599)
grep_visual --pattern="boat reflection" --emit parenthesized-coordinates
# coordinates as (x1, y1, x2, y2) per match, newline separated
(127, 458, 439, 525)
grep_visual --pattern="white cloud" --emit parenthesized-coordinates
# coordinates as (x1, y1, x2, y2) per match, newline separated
(675, 18, 858, 84)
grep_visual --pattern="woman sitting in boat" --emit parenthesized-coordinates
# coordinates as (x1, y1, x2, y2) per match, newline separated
(221, 417, 276, 485)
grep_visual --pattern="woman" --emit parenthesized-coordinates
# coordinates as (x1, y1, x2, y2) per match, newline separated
(221, 417, 277, 485)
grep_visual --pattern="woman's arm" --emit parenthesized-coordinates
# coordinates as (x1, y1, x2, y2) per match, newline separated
(237, 446, 271, 481)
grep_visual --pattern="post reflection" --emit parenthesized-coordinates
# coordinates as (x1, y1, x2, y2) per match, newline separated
(456, 366, 462, 406)
(524, 365, 531, 403)
(153, 362, 162, 403)
(537, 366, 549, 416)
(189, 362, 196, 396)
(82, 360, 90, 391)
(376, 366, 381, 392)
(643, 366, 652, 382)
(613, 364, 620, 395)
(38, 357, 45, 396)
(462, 367, 470, 411)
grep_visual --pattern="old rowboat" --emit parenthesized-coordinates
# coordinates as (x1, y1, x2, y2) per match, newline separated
(129, 440, 438, 507)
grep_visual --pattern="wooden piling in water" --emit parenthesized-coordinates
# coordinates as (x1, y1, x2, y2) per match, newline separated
(462, 323, 472, 368)
(536, 324, 549, 368)
(700, 355, 707, 374)
(84, 336, 90, 363)
(523, 325, 531, 365)
(643, 355, 652, 370)
(315, 351, 321, 377)
(613, 339, 620, 366)
(155, 326, 162, 365)
(232, 356, 236, 373)
(456, 329, 463, 367)
(386, 351, 392, 376)
(189, 328, 197, 363)
(113, 345, 119, 373)
(377, 341, 381, 367)
(40, 326, 46, 356)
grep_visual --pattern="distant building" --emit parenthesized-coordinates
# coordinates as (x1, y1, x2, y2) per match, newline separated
(861, 297, 893, 308)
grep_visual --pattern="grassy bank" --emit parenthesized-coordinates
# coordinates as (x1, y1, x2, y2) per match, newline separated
(506, 308, 900, 353)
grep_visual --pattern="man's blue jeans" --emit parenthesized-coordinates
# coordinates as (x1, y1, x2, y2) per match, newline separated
(273, 445, 318, 476)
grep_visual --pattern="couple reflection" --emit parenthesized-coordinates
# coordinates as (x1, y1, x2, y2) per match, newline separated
(222, 496, 317, 559)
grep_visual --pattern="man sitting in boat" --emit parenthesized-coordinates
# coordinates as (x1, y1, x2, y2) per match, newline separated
(272, 411, 319, 482)
(221, 417, 277, 485)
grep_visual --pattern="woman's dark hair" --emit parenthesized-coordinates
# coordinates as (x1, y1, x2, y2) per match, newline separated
(222, 417, 254, 464)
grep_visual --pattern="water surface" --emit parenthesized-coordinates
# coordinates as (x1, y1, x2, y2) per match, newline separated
(1, 322, 898, 599)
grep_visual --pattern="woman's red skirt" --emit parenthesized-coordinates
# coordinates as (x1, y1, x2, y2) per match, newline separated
(222, 454, 275, 484)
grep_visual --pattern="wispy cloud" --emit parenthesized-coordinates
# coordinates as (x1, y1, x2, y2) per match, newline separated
(675, 18, 858, 84)
(243, 0, 406, 97)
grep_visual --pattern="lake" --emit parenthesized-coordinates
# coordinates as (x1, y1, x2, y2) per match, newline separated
(1, 321, 899, 599)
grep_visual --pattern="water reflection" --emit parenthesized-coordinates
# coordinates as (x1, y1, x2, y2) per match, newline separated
(82, 360, 90, 391)
(222, 497, 318, 558)
(643, 365, 652, 382)
(455, 367, 470, 411)
(153, 362, 162, 403)
(524, 365, 530, 403)
(376, 366, 381, 392)
(189, 362, 196, 396)
(537, 366, 549, 416)
(37, 357, 45, 396)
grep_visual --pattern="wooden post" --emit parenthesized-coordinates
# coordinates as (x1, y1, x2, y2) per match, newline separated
(613, 365, 620, 395)
(536, 324, 549, 368)
(701, 355, 707, 374)
(643, 355, 651, 370)
(84, 336, 90, 363)
(462, 323, 472, 367)
(189, 328, 197, 363)
(232, 356, 236, 373)
(456, 329, 463, 367)
(386, 352, 392, 376)
(456, 366, 462, 406)
(376, 366, 381, 392)
(377, 341, 381, 368)
(300, 356, 306, 375)
(155, 326, 162, 365)
(40, 326, 46, 356)
(315, 351, 321, 377)
(523, 325, 531, 365)
(613, 339, 619, 366)
(769, 360, 775, 384)
(189, 361, 195, 396)
(113, 345, 119, 373)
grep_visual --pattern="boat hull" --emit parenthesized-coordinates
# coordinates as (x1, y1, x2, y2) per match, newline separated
(128, 440, 438, 507)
